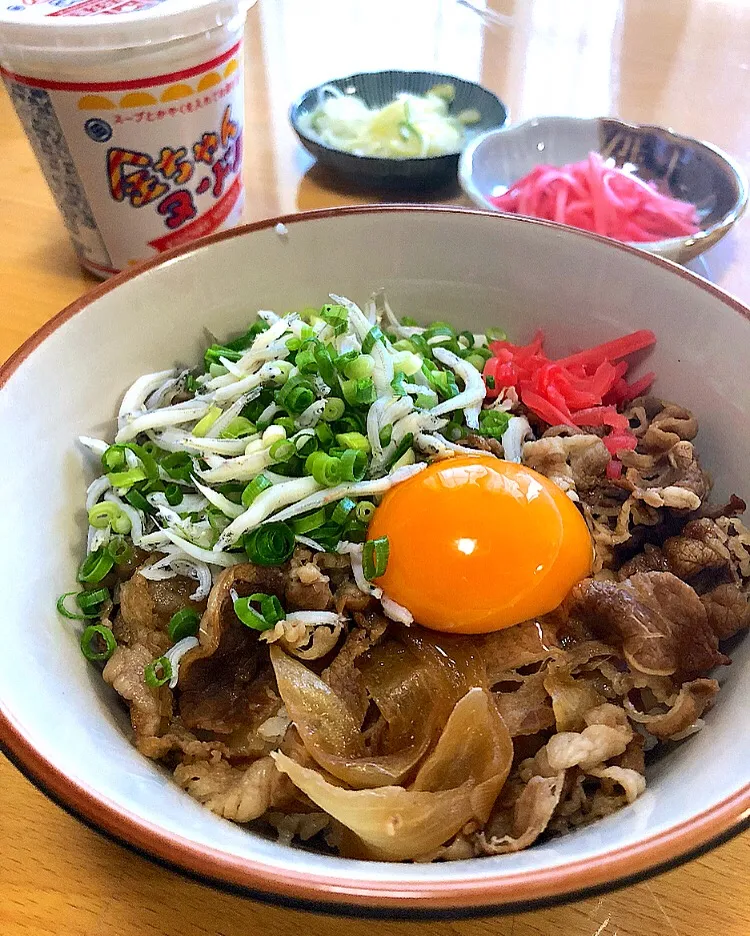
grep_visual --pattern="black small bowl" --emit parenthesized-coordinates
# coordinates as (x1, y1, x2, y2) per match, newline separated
(290, 69, 509, 190)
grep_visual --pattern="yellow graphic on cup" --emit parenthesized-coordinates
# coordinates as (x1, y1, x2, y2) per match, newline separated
(197, 72, 221, 91)
(78, 95, 116, 110)
(120, 91, 158, 107)
(76, 58, 240, 110)
(161, 83, 193, 102)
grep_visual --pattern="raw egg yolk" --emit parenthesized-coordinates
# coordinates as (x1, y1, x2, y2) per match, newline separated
(367, 456, 592, 634)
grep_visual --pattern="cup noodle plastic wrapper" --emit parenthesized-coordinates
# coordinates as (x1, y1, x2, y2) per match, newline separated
(0, 0, 255, 277)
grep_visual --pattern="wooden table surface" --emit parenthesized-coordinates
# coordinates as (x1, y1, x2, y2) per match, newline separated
(1, 1, 749, 933)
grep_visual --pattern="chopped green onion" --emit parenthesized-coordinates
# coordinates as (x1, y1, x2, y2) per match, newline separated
(141, 478, 165, 496)
(485, 327, 507, 342)
(387, 433, 414, 470)
(379, 424, 393, 447)
(485, 375, 496, 390)
(424, 324, 455, 341)
(277, 376, 316, 415)
(101, 445, 126, 473)
(306, 451, 341, 487)
(233, 592, 283, 631)
(320, 303, 348, 335)
(335, 431, 371, 453)
(315, 344, 338, 388)
(241, 473, 273, 507)
(80, 624, 117, 662)
(77, 548, 114, 584)
(107, 537, 134, 566)
(341, 377, 376, 407)
(401, 315, 419, 327)
(291, 507, 327, 534)
(295, 340, 320, 374)
(57, 592, 90, 621)
(331, 497, 356, 526)
(168, 607, 200, 642)
(445, 420, 463, 442)
(478, 409, 511, 439)
(164, 483, 183, 506)
(140, 440, 162, 458)
(321, 398, 345, 422)
(270, 439, 295, 463)
(294, 430, 318, 457)
(425, 366, 459, 400)
(334, 349, 358, 372)
(391, 373, 407, 397)
(458, 330, 475, 348)
(107, 467, 147, 490)
(122, 442, 159, 481)
(315, 423, 334, 447)
(343, 354, 375, 381)
(87, 501, 131, 534)
(192, 405, 222, 437)
(393, 338, 416, 353)
(465, 353, 487, 371)
(266, 458, 303, 478)
(362, 325, 384, 354)
(275, 416, 296, 434)
(76, 587, 110, 616)
(464, 345, 492, 362)
(393, 350, 423, 376)
(338, 448, 367, 482)
(205, 344, 242, 368)
(332, 412, 366, 434)
(185, 374, 199, 393)
(363, 536, 389, 580)
(354, 501, 376, 524)
(220, 416, 256, 439)
(124, 487, 152, 513)
(161, 452, 193, 482)
(308, 521, 345, 550)
(144, 656, 172, 688)
(411, 334, 433, 359)
(415, 390, 438, 409)
(244, 522, 296, 566)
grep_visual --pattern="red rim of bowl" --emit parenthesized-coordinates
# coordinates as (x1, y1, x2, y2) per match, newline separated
(1, 205, 749, 916)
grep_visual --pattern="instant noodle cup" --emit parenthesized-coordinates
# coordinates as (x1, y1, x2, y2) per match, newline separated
(0, 0, 255, 278)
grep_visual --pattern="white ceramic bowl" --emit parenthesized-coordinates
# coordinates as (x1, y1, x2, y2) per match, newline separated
(459, 116, 748, 264)
(1, 206, 749, 917)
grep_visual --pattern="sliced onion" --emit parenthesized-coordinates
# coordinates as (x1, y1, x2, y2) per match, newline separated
(272, 688, 512, 860)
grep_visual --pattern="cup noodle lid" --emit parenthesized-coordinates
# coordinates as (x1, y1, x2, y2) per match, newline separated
(0, 0, 256, 52)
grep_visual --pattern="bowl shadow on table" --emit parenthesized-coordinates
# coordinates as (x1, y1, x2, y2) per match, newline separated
(296, 161, 472, 209)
